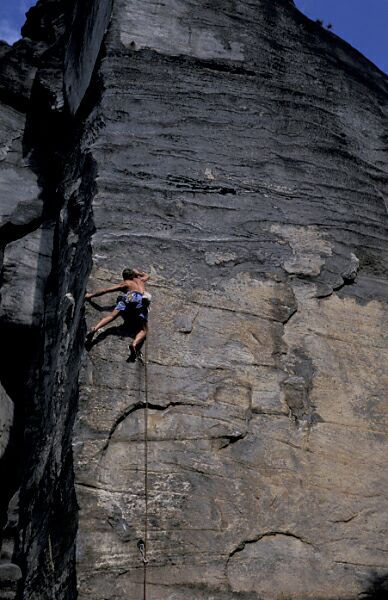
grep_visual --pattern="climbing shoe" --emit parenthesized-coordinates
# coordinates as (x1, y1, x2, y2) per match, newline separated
(85, 329, 96, 350)
(86, 329, 95, 341)
(127, 344, 137, 362)
(127, 344, 144, 364)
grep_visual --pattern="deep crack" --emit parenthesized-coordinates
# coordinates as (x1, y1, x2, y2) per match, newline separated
(227, 530, 316, 563)
(99, 400, 198, 457)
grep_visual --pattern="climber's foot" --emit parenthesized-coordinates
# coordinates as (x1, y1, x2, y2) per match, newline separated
(127, 343, 137, 363)
(86, 329, 95, 341)
(85, 329, 96, 350)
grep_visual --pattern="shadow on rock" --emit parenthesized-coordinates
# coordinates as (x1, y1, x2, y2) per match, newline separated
(360, 572, 388, 599)
(87, 299, 116, 312)
(84, 320, 145, 356)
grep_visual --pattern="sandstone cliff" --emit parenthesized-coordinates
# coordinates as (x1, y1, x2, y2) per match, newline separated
(0, 1, 387, 599)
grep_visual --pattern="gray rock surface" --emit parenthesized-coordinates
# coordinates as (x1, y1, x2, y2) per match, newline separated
(76, 1, 388, 598)
(64, 0, 113, 114)
(0, 224, 54, 326)
(0, 1, 387, 599)
(0, 101, 41, 234)
(0, 384, 13, 461)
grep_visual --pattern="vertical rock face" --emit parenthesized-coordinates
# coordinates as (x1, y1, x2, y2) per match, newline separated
(76, 1, 388, 598)
(0, 1, 387, 599)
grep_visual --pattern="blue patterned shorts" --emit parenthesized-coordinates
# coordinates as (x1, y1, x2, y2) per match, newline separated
(115, 291, 148, 321)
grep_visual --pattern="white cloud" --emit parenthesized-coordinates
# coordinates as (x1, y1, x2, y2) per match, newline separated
(0, 18, 20, 44)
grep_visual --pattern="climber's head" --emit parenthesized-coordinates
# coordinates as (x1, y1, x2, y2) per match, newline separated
(122, 268, 136, 280)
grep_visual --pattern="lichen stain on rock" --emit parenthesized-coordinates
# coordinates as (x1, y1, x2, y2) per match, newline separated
(270, 224, 333, 277)
(119, 0, 246, 61)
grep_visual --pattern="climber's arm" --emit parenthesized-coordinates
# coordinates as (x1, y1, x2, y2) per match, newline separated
(132, 269, 150, 282)
(85, 283, 126, 300)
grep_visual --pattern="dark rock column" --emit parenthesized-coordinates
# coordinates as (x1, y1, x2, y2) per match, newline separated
(0, 0, 113, 598)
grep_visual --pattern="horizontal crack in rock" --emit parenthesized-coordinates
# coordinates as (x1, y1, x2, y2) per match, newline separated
(227, 530, 316, 562)
(218, 431, 248, 449)
(99, 400, 198, 456)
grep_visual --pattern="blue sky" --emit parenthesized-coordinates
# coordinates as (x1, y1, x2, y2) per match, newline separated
(0, 0, 387, 74)
(295, 0, 388, 74)
(0, 0, 36, 44)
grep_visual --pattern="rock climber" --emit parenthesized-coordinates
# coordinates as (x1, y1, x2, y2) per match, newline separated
(85, 268, 151, 359)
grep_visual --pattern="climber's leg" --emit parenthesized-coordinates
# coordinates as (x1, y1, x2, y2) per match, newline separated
(128, 321, 147, 361)
(132, 324, 147, 349)
(87, 309, 120, 338)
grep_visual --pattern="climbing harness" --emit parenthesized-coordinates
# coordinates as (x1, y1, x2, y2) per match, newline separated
(137, 340, 149, 600)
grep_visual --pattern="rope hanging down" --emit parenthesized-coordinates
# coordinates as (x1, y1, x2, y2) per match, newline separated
(138, 341, 149, 600)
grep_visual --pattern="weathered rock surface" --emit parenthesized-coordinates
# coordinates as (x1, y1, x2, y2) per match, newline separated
(0, 1, 97, 598)
(0, 1, 387, 599)
(76, 1, 388, 598)
(0, 384, 13, 460)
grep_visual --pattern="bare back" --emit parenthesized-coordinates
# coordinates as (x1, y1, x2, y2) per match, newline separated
(123, 277, 146, 294)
